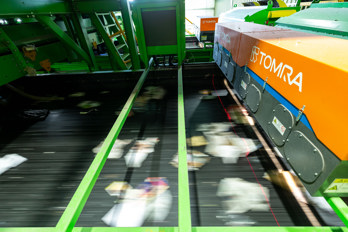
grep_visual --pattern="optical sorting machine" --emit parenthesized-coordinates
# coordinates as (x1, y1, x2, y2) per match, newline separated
(214, 3, 348, 197)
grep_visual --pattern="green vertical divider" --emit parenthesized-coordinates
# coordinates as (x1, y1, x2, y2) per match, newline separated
(177, 66, 192, 232)
(326, 197, 348, 227)
(55, 58, 153, 232)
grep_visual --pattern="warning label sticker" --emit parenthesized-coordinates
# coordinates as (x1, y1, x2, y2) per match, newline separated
(325, 179, 348, 193)
(272, 116, 286, 136)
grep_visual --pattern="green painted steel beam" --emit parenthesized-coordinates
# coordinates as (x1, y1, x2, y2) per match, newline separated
(90, 13, 127, 71)
(120, 0, 141, 70)
(326, 197, 348, 227)
(0, 28, 27, 72)
(0, 0, 122, 16)
(71, 13, 99, 71)
(178, 66, 192, 232)
(0, 0, 71, 16)
(77, 0, 121, 13)
(35, 15, 94, 69)
(177, 0, 186, 65)
(54, 58, 153, 232)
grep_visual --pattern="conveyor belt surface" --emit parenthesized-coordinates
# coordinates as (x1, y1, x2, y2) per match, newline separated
(0, 67, 341, 228)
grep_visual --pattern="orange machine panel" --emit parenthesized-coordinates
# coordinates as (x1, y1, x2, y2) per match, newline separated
(199, 16, 219, 32)
(215, 22, 348, 161)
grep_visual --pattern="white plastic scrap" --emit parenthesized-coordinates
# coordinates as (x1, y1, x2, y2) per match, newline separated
(217, 178, 270, 214)
(124, 138, 159, 168)
(197, 122, 234, 133)
(102, 189, 172, 227)
(144, 86, 166, 100)
(204, 131, 259, 164)
(170, 151, 210, 171)
(102, 177, 172, 227)
(0, 154, 28, 175)
(93, 139, 133, 159)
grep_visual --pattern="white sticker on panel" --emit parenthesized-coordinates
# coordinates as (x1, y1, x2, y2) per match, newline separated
(272, 116, 286, 136)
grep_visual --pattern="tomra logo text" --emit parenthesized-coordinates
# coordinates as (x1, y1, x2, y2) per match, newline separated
(250, 46, 303, 93)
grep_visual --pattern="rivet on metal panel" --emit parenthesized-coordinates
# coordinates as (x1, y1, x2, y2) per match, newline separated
(283, 108, 286, 112)
(268, 122, 271, 125)
(271, 137, 274, 140)
(286, 139, 289, 142)
(286, 157, 290, 161)
(272, 110, 275, 113)
(288, 126, 292, 129)
(298, 173, 301, 176)
(313, 149, 317, 152)
(282, 140, 285, 143)
(314, 173, 318, 176)
(299, 134, 303, 138)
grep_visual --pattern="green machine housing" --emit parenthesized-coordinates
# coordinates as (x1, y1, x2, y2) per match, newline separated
(132, 0, 186, 66)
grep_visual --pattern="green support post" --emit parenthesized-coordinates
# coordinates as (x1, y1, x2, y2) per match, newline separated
(326, 197, 348, 227)
(120, 0, 141, 70)
(71, 13, 99, 71)
(89, 13, 127, 71)
(62, 15, 78, 43)
(55, 58, 153, 232)
(35, 15, 94, 69)
(177, 0, 186, 65)
(0, 28, 32, 75)
(178, 66, 192, 232)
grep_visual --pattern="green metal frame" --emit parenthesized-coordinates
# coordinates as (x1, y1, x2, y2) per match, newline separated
(245, 2, 300, 26)
(120, 0, 141, 70)
(132, 0, 185, 67)
(0, 0, 121, 16)
(36, 15, 94, 70)
(70, 13, 99, 71)
(90, 13, 127, 71)
(178, 66, 192, 232)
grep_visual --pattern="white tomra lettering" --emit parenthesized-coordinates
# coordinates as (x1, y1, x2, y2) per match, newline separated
(250, 46, 303, 93)
(259, 51, 266, 65)
(289, 72, 303, 92)
(281, 64, 293, 83)
(250, 46, 259, 63)
(270, 59, 283, 77)
(264, 55, 272, 69)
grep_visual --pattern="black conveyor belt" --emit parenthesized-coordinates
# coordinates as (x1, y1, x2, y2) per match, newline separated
(0, 66, 338, 227)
